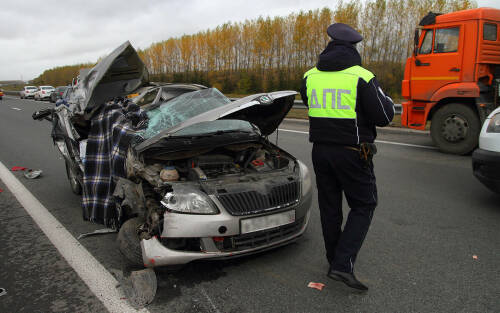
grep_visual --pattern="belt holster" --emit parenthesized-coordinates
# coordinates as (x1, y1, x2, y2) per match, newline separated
(359, 143, 377, 167)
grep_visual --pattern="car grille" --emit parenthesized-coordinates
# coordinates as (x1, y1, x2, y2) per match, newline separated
(216, 217, 305, 252)
(217, 181, 300, 216)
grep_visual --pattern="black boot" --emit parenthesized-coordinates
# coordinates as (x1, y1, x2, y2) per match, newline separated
(327, 269, 368, 291)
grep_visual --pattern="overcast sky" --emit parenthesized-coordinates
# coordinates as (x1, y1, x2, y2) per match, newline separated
(1, 0, 499, 81)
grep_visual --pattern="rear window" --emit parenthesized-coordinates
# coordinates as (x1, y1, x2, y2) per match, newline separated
(434, 27, 459, 53)
(484, 23, 497, 41)
(42, 87, 54, 90)
(27, 86, 37, 90)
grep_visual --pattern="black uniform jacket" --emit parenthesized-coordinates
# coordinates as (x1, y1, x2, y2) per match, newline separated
(300, 41, 395, 146)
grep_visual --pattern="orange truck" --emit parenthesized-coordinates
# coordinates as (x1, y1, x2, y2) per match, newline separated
(402, 8, 500, 154)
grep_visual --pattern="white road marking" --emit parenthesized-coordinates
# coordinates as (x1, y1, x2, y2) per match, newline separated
(277, 128, 437, 150)
(200, 287, 221, 313)
(11, 107, 21, 111)
(0, 160, 150, 313)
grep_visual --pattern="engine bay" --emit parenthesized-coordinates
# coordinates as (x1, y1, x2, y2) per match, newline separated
(129, 141, 296, 188)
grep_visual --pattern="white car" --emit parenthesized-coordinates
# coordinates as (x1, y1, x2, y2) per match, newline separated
(20, 86, 38, 99)
(34, 86, 55, 101)
(472, 106, 500, 193)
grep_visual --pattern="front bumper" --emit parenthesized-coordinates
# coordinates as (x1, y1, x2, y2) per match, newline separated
(38, 94, 52, 100)
(472, 148, 500, 193)
(141, 191, 312, 267)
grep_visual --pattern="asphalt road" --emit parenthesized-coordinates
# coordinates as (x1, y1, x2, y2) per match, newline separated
(0, 96, 499, 313)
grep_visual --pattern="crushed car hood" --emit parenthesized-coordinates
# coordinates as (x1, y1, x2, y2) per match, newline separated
(134, 91, 297, 154)
(73, 41, 149, 116)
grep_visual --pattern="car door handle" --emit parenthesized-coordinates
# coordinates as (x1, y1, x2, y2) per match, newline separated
(450, 67, 460, 72)
(415, 59, 430, 66)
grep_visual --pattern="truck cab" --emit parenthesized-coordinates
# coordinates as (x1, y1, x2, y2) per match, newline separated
(402, 8, 500, 154)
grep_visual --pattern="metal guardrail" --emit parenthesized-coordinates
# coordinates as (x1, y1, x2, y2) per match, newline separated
(9, 93, 402, 114)
(3, 91, 20, 96)
(230, 97, 401, 114)
(292, 100, 402, 114)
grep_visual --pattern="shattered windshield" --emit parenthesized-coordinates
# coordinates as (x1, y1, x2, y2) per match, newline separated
(139, 88, 230, 139)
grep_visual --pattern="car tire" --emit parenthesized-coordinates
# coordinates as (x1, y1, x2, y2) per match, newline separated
(117, 217, 145, 267)
(65, 160, 82, 195)
(430, 103, 480, 155)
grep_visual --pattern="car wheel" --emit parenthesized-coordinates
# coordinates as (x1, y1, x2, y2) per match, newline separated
(65, 160, 82, 195)
(430, 103, 480, 155)
(117, 217, 145, 267)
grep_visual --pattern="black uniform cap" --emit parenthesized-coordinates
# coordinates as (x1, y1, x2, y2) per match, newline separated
(326, 23, 363, 44)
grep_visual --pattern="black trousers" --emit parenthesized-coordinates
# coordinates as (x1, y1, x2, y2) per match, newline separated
(312, 143, 377, 273)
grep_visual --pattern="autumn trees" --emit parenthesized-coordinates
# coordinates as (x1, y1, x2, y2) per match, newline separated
(138, 0, 476, 97)
(32, 0, 476, 97)
(32, 63, 94, 87)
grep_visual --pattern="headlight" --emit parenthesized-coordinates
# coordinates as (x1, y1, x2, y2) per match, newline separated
(161, 189, 219, 215)
(297, 160, 312, 197)
(486, 113, 500, 133)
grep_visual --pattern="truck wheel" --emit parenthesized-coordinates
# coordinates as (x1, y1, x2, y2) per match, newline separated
(65, 161, 82, 195)
(430, 103, 480, 155)
(117, 217, 145, 267)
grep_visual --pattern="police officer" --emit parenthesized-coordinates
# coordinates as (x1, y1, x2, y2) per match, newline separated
(300, 23, 394, 291)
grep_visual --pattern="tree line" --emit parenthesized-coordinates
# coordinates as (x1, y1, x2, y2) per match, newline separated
(32, 63, 94, 87)
(33, 0, 476, 98)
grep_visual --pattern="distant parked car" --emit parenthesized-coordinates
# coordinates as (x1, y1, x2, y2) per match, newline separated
(132, 83, 207, 107)
(35, 86, 55, 101)
(20, 86, 38, 99)
(55, 86, 74, 107)
(472, 106, 500, 194)
(0, 89, 4, 100)
(50, 86, 68, 103)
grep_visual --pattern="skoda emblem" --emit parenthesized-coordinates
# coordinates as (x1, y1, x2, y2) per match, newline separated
(259, 95, 272, 104)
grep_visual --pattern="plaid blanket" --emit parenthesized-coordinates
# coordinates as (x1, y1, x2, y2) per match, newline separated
(82, 98, 147, 228)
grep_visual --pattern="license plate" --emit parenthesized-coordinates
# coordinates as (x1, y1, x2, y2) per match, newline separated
(240, 210, 295, 234)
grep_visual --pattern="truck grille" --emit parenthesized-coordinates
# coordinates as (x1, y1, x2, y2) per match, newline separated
(217, 181, 300, 216)
(216, 217, 305, 252)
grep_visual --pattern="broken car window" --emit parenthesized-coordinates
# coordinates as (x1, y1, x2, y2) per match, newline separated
(139, 88, 231, 140)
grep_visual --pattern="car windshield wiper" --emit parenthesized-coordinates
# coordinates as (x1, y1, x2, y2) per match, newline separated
(169, 129, 255, 139)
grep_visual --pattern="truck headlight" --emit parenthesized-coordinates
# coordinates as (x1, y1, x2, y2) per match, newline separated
(486, 113, 500, 133)
(298, 160, 312, 197)
(161, 189, 219, 215)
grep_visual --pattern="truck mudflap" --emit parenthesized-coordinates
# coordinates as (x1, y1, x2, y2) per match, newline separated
(401, 100, 433, 130)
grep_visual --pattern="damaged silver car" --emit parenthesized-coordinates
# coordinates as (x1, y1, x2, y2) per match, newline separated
(33, 41, 312, 268)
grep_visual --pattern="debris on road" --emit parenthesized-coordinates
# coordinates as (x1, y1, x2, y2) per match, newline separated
(77, 228, 117, 240)
(11, 166, 27, 171)
(113, 268, 157, 309)
(24, 169, 43, 179)
(0, 288, 6, 297)
(307, 282, 325, 291)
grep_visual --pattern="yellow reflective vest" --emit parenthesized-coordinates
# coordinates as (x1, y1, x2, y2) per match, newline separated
(303, 66, 374, 120)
